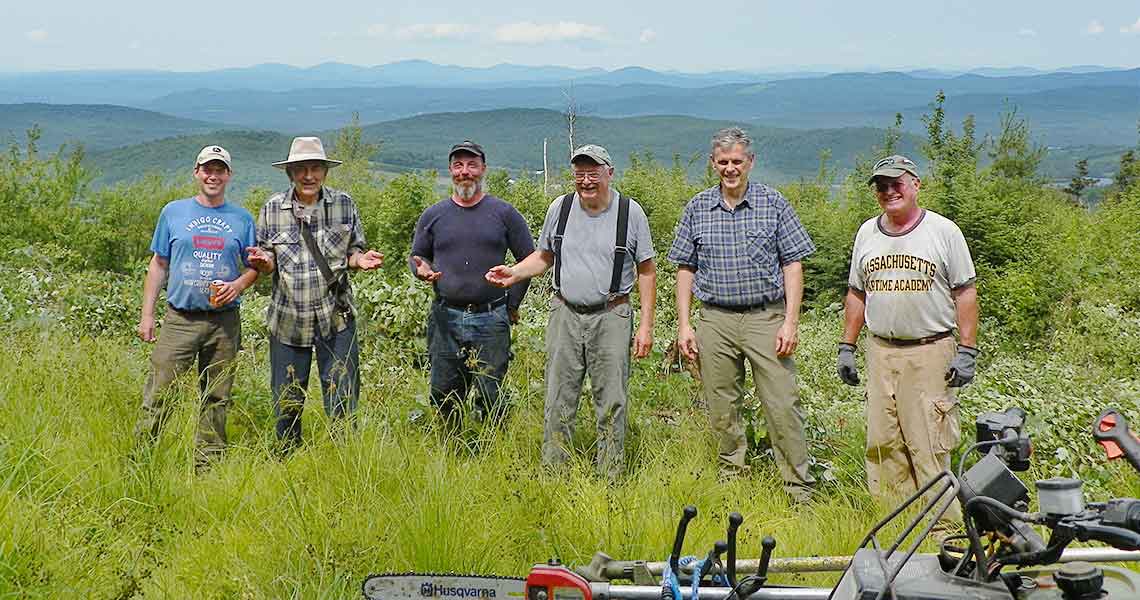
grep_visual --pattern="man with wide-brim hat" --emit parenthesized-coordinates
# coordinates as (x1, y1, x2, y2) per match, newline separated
(838, 153, 979, 526)
(248, 136, 384, 450)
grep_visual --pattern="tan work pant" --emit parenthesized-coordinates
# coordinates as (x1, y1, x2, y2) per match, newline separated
(865, 335, 961, 522)
(696, 304, 814, 493)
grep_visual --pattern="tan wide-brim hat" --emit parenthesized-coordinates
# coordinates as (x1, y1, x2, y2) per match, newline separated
(272, 136, 343, 169)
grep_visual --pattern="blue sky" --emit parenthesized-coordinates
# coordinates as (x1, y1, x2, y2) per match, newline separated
(4, 0, 1140, 72)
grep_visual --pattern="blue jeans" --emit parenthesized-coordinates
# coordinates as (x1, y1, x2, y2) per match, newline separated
(270, 318, 360, 446)
(427, 302, 512, 426)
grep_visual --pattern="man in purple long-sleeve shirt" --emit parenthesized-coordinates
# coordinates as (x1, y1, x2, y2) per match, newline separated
(410, 140, 535, 429)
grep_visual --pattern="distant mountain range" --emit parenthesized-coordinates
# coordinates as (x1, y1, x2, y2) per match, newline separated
(0, 60, 1134, 193)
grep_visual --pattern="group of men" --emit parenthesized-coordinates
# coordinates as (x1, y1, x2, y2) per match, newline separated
(137, 128, 980, 514)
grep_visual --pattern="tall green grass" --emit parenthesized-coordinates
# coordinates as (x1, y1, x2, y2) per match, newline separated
(2, 307, 1138, 597)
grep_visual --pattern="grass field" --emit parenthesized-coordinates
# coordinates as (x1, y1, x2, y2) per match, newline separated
(3, 286, 1139, 598)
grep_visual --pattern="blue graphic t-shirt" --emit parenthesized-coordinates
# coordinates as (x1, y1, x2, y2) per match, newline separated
(150, 197, 257, 311)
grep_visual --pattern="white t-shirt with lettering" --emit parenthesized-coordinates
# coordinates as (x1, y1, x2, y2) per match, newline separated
(848, 209, 975, 340)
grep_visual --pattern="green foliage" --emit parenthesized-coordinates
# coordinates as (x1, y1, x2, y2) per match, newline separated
(372, 171, 438, 271)
(1064, 158, 1096, 204)
(615, 153, 702, 257)
(985, 106, 1045, 182)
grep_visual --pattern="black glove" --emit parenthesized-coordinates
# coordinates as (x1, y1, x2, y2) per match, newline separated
(837, 343, 859, 386)
(945, 345, 979, 387)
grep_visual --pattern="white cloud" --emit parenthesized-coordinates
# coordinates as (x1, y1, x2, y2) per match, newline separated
(25, 29, 48, 42)
(1084, 20, 1105, 35)
(1017, 28, 1037, 37)
(1121, 18, 1140, 34)
(128, 40, 142, 50)
(396, 23, 475, 41)
(365, 24, 388, 37)
(638, 28, 657, 43)
(494, 21, 605, 44)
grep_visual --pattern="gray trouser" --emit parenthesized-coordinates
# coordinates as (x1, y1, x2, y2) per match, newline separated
(542, 295, 633, 479)
(137, 307, 240, 466)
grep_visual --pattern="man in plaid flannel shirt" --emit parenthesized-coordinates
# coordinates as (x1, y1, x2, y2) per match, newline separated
(248, 137, 384, 449)
(668, 127, 817, 501)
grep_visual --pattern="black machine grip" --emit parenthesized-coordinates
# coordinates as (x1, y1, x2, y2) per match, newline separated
(1093, 409, 1140, 473)
(756, 536, 776, 586)
(670, 506, 698, 574)
(1075, 522, 1140, 551)
(697, 541, 729, 581)
(726, 512, 743, 587)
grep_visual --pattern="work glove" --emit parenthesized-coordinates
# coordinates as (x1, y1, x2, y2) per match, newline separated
(837, 343, 859, 386)
(945, 345, 979, 388)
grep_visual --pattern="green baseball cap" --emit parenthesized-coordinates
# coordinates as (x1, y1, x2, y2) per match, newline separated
(570, 144, 612, 167)
(868, 154, 919, 184)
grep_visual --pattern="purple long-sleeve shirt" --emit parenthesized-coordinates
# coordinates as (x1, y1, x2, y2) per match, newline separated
(409, 195, 535, 310)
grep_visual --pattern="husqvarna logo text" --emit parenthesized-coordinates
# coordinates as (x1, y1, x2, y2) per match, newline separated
(419, 581, 497, 598)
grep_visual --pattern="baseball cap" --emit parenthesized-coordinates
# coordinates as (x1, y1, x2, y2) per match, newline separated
(868, 155, 919, 183)
(196, 145, 232, 170)
(448, 140, 486, 162)
(570, 144, 612, 167)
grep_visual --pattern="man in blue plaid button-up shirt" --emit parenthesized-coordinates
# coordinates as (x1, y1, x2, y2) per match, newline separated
(667, 127, 816, 501)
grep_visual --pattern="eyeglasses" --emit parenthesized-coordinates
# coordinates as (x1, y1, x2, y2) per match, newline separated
(572, 171, 605, 182)
(873, 178, 909, 193)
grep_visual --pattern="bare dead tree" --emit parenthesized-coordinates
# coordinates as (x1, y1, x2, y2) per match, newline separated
(563, 84, 578, 158)
(542, 137, 549, 192)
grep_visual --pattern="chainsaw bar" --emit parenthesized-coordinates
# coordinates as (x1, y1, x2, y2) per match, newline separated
(362, 572, 527, 600)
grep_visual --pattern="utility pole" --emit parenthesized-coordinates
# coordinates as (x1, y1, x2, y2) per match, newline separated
(542, 137, 549, 192)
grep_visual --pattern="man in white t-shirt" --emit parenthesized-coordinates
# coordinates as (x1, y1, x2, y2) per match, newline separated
(837, 155, 979, 521)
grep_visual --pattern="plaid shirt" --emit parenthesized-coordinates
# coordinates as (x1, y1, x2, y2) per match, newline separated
(667, 182, 815, 307)
(257, 186, 367, 346)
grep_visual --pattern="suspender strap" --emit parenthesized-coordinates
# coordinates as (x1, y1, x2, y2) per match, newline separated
(609, 194, 630, 295)
(552, 193, 574, 290)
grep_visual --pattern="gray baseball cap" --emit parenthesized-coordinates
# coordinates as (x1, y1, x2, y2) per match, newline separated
(868, 154, 919, 183)
(570, 144, 612, 167)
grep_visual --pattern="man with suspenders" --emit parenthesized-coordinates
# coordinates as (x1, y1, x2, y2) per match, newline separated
(485, 144, 657, 479)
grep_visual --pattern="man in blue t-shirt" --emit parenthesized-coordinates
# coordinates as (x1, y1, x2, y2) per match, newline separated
(135, 145, 258, 471)
(410, 140, 535, 430)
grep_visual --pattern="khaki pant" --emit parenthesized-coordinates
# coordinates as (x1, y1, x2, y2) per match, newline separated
(137, 307, 240, 467)
(542, 295, 632, 480)
(696, 304, 814, 494)
(865, 335, 961, 522)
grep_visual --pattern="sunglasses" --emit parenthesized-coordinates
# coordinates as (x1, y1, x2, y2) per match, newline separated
(873, 178, 910, 193)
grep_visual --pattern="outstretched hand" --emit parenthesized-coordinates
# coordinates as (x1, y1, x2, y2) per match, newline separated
(412, 256, 442, 282)
(484, 265, 518, 288)
(355, 250, 384, 271)
(246, 246, 274, 273)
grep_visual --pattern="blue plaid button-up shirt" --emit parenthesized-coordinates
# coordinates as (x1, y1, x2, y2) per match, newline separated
(667, 182, 815, 307)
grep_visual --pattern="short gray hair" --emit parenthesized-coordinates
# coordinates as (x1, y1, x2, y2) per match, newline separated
(710, 127, 753, 156)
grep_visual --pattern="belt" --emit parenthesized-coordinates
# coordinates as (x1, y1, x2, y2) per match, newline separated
(437, 295, 508, 313)
(556, 293, 629, 314)
(704, 298, 782, 313)
(873, 330, 953, 347)
(168, 303, 237, 317)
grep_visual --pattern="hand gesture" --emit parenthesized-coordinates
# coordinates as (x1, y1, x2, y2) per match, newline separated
(413, 256, 442, 282)
(837, 343, 859, 386)
(677, 323, 699, 361)
(355, 250, 384, 271)
(484, 265, 518, 288)
(137, 314, 157, 343)
(246, 246, 274, 273)
(634, 324, 653, 359)
(775, 319, 799, 357)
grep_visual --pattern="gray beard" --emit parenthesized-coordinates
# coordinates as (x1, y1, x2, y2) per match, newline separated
(455, 180, 481, 200)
